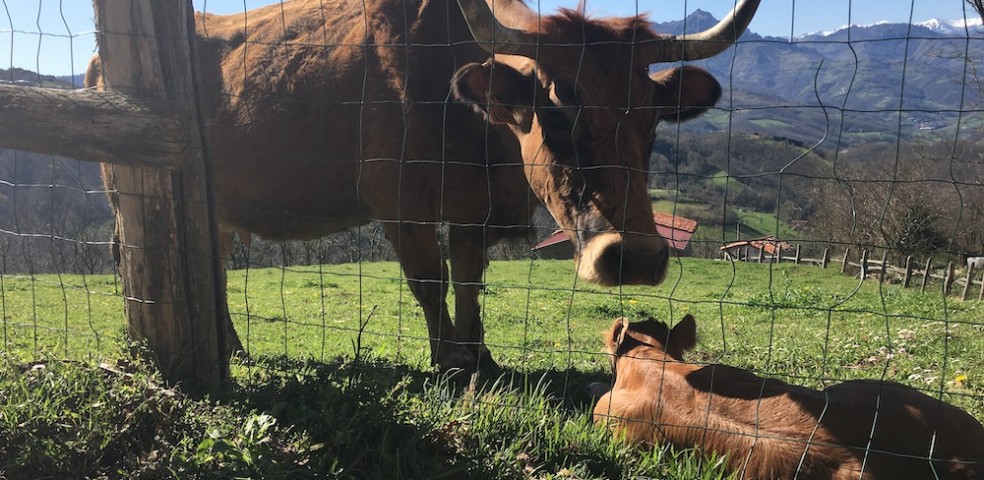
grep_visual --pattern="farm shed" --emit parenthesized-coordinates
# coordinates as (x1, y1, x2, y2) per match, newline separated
(533, 212, 699, 259)
(721, 236, 793, 261)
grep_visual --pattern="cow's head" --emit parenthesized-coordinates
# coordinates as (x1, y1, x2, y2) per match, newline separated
(452, 0, 758, 286)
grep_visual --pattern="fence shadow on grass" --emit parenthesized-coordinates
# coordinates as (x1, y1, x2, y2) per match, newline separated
(225, 355, 620, 478)
(227, 355, 469, 478)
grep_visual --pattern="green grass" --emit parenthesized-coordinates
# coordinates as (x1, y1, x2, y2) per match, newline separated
(748, 119, 792, 129)
(2, 259, 983, 478)
(649, 187, 799, 240)
(732, 208, 799, 240)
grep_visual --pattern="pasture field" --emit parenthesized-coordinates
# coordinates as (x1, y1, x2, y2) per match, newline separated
(649, 189, 800, 241)
(1, 258, 983, 478)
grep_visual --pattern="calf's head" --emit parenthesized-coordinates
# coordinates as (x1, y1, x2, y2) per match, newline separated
(589, 315, 697, 410)
(453, 0, 759, 286)
(605, 314, 697, 367)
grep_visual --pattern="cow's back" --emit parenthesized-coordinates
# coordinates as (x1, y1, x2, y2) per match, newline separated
(190, 0, 531, 241)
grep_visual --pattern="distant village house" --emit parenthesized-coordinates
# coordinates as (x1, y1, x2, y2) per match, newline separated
(720, 236, 793, 262)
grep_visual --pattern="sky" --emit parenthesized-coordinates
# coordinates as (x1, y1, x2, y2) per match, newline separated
(0, 0, 980, 77)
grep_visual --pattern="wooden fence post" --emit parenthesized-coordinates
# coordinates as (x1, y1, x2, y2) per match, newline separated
(921, 256, 933, 293)
(841, 248, 850, 274)
(962, 262, 976, 301)
(979, 270, 984, 301)
(860, 249, 869, 279)
(878, 250, 888, 284)
(794, 245, 802, 264)
(92, 0, 227, 391)
(903, 255, 913, 288)
(821, 248, 830, 269)
(944, 262, 955, 295)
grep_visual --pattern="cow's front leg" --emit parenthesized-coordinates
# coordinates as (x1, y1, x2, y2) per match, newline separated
(216, 230, 246, 358)
(385, 221, 472, 370)
(448, 225, 498, 374)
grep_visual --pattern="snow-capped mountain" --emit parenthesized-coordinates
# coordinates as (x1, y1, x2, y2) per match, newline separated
(804, 17, 984, 39)
(914, 17, 984, 35)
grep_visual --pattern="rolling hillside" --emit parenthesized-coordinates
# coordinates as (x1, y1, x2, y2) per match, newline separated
(654, 11, 984, 147)
(0, 67, 76, 89)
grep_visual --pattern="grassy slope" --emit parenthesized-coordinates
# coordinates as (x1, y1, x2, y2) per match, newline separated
(650, 187, 801, 248)
(2, 259, 983, 478)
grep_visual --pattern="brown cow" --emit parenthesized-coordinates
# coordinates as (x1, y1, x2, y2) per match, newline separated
(87, 0, 759, 371)
(592, 315, 984, 479)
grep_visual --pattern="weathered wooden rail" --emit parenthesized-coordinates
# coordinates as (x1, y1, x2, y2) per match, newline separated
(724, 246, 984, 301)
(0, 1, 227, 392)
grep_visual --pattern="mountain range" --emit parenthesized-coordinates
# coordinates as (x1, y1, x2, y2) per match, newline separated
(0, 67, 79, 89)
(653, 11, 984, 147)
(4, 11, 983, 149)
(816, 17, 984, 38)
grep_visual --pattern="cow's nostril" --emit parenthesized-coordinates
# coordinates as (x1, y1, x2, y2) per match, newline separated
(577, 232, 669, 286)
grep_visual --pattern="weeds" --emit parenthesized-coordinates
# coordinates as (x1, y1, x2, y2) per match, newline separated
(1, 258, 982, 478)
(0, 353, 732, 479)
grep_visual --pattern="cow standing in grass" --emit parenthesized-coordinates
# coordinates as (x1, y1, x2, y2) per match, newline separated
(593, 316, 984, 479)
(87, 0, 759, 371)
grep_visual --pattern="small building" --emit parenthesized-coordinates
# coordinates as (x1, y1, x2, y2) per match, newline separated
(533, 212, 699, 259)
(720, 236, 793, 262)
(652, 212, 699, 255)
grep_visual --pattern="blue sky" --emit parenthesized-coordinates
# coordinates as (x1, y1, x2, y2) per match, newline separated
(1, 0, 979, 76)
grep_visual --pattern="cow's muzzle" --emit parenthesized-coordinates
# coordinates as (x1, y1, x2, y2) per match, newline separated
(576, 231, 670, 286)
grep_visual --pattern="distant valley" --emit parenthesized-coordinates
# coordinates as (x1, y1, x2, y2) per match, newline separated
(654, 11, 984, 147)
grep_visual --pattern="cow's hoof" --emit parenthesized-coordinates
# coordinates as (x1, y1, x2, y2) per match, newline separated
(467, 344, 501, 377)
(437, 345, 500, 378)
(475, 350, 501, 378)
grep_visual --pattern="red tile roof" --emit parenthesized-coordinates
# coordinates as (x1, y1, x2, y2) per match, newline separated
(533, 230, 570, 250)
(532, 213, 699, 252)
(656, 224, 695, 252)
(653, 211, 698, 233)
(720, 236, 792, 256)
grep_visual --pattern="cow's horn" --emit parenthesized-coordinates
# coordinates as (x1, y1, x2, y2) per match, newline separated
(644, 0, 761, 62)
(456, 0, 540, 58)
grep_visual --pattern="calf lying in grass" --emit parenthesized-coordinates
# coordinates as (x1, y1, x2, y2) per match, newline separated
(592, 315, 984, 479)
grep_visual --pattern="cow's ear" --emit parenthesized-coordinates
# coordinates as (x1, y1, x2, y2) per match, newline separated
(650, 66, 721, 123)
(604, 317, 629, 354)
(452, 60, 534, 126)
(668, 314, 697, 354)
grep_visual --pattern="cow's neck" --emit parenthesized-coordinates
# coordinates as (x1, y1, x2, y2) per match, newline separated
(392, 0, 493, 102)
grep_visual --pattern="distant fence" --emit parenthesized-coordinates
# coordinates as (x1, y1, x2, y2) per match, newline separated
(723, 245, 984, 301)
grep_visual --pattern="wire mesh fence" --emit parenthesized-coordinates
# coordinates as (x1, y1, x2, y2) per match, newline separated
(1, 0, 984, 477)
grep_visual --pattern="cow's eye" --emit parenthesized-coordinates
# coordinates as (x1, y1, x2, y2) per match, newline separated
(539, 107, 574, 138)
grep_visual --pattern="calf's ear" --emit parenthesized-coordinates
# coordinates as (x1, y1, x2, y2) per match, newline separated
(650, 66, 721, 123)
(668, 314, 697, 354)
(604, 317, 629, 354)
(452, 60, 533, 126)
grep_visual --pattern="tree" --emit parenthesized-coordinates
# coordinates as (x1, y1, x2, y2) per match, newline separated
(968, 0, 984, 23)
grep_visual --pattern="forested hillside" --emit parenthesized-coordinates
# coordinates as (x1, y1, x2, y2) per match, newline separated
(5, 8, 984, 277)
(656, 11, 984, 147)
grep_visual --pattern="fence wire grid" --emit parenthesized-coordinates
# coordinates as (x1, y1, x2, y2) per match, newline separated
(2, 0, 984, 478)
